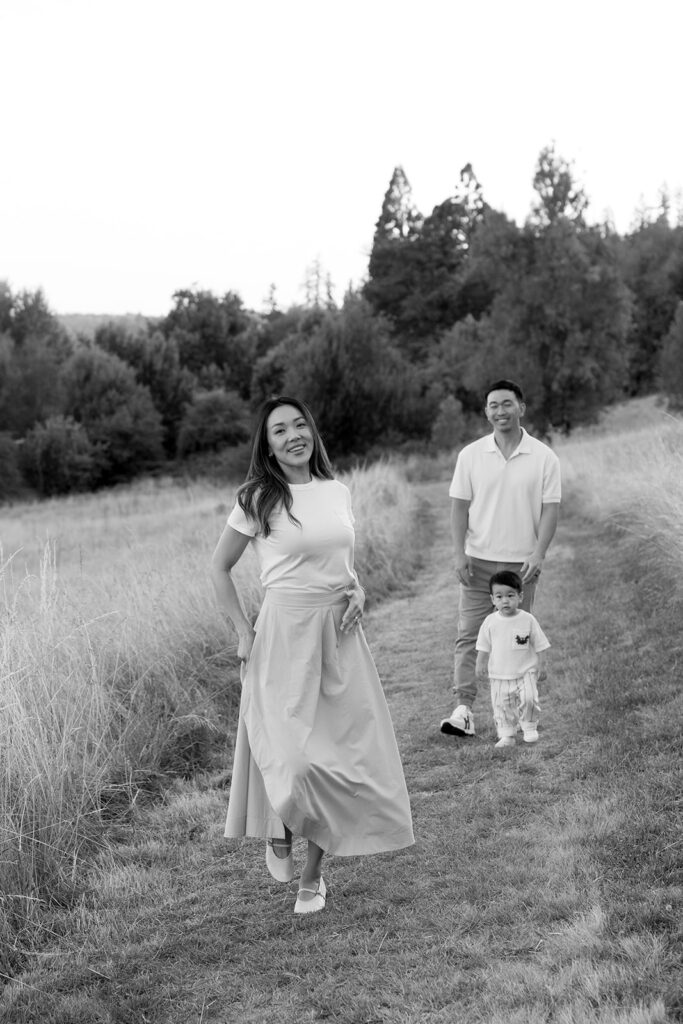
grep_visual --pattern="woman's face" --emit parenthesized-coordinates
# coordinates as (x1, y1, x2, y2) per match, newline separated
(266, 404, 314, 483)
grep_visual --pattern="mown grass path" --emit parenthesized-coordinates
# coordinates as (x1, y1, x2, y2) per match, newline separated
(2, 481, 680, 1024)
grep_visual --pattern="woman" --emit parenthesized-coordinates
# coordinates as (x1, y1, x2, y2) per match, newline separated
(211, 396, 414, 915)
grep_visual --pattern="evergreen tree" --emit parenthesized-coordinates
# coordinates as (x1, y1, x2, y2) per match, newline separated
(458, 209, 523, 321)
(618, 216, 683, 393)
(531, 144, 589, 226)
(363, 166, 423, 330)
(463, 219, 631, 435)
(658, 301, 683, 409)
(405, 164, 489, 345)
(365, 165, 489, 352)
(0, 281, 13, 334)
(280, 294, 426, 454)
(0, 430, 23, 500)
(371, 165, 423, 242)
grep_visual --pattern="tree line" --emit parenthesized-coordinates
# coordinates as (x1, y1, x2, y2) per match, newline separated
(1, 144, 683, 499)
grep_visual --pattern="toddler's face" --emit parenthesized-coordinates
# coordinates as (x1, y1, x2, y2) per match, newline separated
(490, 584, 522, 616)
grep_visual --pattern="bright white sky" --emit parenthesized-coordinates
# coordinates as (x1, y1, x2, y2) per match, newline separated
(1, 0, 681, 317)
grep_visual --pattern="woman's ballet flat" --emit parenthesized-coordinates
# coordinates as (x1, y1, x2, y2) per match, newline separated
(266, 839, 294, 883)
(294, 875, 326, 915)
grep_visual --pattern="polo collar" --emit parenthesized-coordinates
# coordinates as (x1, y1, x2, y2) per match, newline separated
(485, 427, 531, 456)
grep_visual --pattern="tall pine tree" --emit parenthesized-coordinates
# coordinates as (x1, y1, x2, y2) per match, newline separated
(364, 166, 423, 331)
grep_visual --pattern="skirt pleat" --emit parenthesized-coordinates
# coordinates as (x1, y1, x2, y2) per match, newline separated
(224, 589, 414, 856)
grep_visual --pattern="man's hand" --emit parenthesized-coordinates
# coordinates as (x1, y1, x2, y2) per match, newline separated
(520, 552, 544, 584)
(454, 555, 470, 587)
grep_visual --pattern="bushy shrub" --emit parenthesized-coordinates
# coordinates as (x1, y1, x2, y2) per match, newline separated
(61, 347, 165, 484)
(176, 389, 250, 457)
(431, 394, 471, 451)
(19, 416, 96, 496)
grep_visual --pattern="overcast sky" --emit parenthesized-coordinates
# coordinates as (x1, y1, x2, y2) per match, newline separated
(1, 0, 681, 317)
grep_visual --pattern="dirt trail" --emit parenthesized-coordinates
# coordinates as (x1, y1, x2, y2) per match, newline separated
(368, 477, 576, 742)
(366, 480, 456, 732)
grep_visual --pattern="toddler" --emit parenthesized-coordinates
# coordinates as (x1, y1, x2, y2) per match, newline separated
(475, 570, 550, 747)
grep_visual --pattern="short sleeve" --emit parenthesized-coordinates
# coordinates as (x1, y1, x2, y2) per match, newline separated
(227, 500, 257, 537)
(475, 619, 491, 652)
(344, 484, 355, 526)
(542, 451, 562, 504)
(448, 447, 472, 501)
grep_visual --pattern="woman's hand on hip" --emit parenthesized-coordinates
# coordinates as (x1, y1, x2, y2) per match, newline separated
(237, 626, 255, 663)
(341, 583, 365, 633)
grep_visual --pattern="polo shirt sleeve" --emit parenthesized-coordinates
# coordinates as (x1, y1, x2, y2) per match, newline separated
(449, 447, 472, 500)
(227, 500, 257, 537)
(542, 450, 562, 504)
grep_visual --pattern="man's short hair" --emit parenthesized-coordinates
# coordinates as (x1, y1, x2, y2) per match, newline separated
(489, 570, 523, 594)
(485, 379, 525, 404)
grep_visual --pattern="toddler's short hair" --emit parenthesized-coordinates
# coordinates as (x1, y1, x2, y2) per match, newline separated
(489, 570, 523, 594)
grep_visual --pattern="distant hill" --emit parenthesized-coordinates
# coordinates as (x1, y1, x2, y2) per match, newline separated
(58, 312, 157, 340)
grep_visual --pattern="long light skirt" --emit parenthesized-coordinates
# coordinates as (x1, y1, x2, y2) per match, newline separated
(224, 588, 414, 856)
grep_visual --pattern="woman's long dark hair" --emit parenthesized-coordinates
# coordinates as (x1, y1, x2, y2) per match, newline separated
(237, 396, 333, 536)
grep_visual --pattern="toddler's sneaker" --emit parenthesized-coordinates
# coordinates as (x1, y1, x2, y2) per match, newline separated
(522, 728, 539, 743)
(440, 705, 475, 737)
(494, 736, 516, 748)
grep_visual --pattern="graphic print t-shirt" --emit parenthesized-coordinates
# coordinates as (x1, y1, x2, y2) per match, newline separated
(476, 609, 550, 679)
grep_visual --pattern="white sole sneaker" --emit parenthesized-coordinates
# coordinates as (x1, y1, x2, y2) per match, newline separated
(522, 731, 539, 743)
(494, 737, 516, 748)
(439, 706, 475, 737)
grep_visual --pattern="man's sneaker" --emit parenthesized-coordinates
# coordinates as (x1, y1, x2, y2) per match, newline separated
(440, 705, 475, 737)
(494, 736, 516, 748)
(522, 728, 539, 743)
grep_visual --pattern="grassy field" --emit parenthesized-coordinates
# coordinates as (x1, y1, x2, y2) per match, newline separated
(0, 463, 422, 965)
(556, 395, 683, 579)
(1, 402, 681, 1022)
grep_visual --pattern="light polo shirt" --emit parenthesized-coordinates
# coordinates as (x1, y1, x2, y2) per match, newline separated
(448, 428, 561, 561)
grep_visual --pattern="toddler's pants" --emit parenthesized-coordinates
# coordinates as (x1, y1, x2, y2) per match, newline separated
(489, 670, 540, 739)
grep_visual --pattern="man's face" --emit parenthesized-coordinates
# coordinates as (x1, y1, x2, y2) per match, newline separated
(485, 389, 525, 432)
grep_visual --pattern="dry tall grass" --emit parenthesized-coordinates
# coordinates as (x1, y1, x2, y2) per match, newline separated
(556, 396, 683, 573)
(0, 464, 421, 916)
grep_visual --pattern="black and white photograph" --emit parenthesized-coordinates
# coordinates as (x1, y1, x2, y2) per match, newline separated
(1, 1, 681, 1021)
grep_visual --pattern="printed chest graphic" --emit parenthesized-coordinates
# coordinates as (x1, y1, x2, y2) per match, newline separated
(512, 632, 531, 649)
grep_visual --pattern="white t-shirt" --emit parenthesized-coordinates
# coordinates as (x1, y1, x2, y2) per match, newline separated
(448, 428, 561, 561)
(227, 477, 358, 593)
(476, 609, 550, 679)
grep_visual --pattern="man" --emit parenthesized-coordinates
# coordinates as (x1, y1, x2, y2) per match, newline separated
(440, 379, 561, 737)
